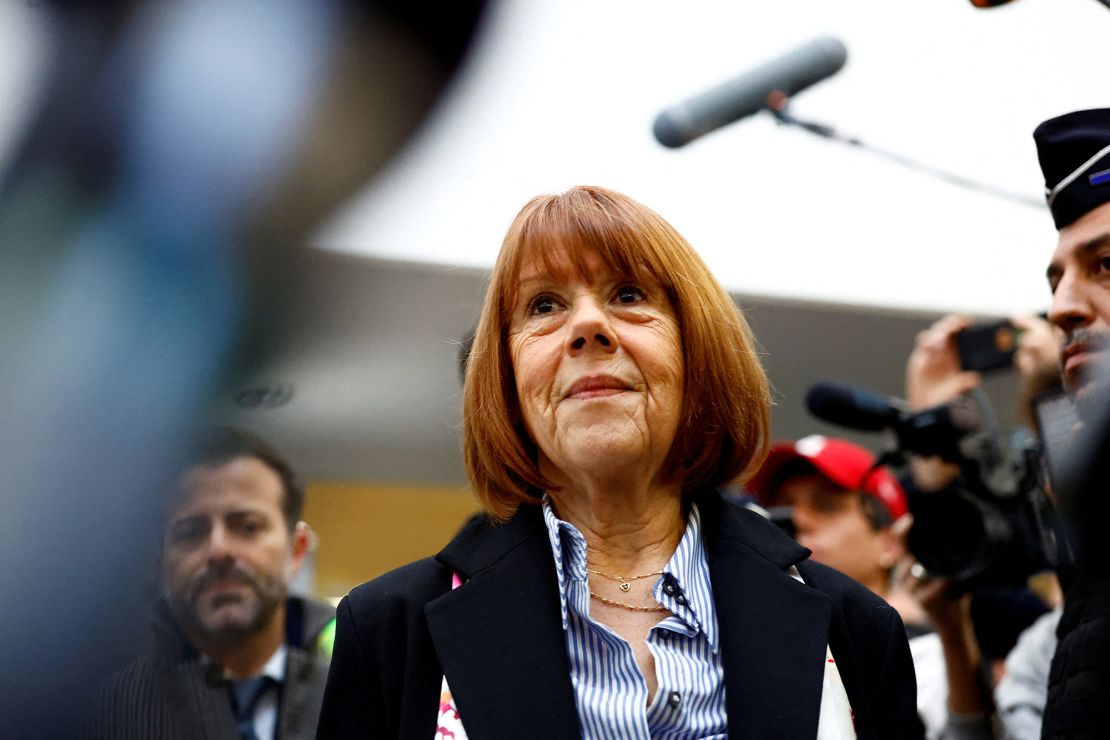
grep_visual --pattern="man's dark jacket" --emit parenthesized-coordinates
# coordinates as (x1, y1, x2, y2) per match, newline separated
(317, 491, 925, 739)
(87, 596, 334, 740)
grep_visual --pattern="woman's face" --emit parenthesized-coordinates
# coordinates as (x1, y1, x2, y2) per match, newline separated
(508, 250, 684, 483)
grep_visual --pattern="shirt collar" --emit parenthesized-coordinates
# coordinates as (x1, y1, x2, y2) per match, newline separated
(541, 496, 586, 630)
(657, 504, 719, 653)
(259, 643, 286, 683)
(541, 496, 719, 652)
(198, 643, 287, 683)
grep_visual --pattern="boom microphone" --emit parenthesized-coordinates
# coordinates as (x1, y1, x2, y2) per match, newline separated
(652, 36, 848, 149)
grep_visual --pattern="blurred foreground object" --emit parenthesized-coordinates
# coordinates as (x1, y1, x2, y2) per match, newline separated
(0, 0, 485, 736)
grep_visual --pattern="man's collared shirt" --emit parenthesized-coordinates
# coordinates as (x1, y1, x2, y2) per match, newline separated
(542, 499, 727, 740)
(252, 643, 285, 740)
(205, 643, 285, 740)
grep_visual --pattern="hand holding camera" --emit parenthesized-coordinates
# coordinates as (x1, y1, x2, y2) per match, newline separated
(907, 314, 982, 412)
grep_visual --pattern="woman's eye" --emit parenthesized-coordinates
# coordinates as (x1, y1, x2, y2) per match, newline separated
(1098, 256, 1110, 274)
(614, 285, 646, 304)
(527, 294, 560, 316)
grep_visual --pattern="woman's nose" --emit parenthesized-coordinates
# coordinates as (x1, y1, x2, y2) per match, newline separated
(566, 296, 618, 355)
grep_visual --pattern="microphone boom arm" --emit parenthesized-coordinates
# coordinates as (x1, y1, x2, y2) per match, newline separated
(767, 100, 1046, 211)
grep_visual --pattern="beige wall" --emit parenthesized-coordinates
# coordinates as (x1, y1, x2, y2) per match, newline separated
(303, 482, 480, 599)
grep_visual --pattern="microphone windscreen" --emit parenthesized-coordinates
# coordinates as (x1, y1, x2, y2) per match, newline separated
(805, 382, 902, 432)
(653, 36, 847, 148)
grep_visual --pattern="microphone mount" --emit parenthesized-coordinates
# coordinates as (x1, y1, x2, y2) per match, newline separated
(764, 93, 1046, 211)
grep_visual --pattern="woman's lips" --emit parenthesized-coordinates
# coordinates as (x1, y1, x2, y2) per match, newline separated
(564, 375, 631, 400)
(570, 388, 625, 400)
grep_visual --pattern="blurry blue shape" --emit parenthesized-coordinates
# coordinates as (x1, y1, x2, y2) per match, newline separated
(122, 0, 340, 236)
(0, 0, 490, 733)
(0, 0, 345, 735)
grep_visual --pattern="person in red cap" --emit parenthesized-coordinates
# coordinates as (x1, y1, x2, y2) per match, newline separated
(748, 434, 988, 739)
(748, 434, 909, 602)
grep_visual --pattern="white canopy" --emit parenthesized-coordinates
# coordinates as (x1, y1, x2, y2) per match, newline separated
(317, 0, 1110, 316)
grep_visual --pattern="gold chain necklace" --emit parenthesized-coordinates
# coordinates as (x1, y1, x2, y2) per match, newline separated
(585, 566, 664, 593)
(589, 591, 669, 613)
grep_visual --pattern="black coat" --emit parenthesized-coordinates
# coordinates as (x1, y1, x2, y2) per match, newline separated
(87, 596, 335, 740)
(318, 492, 924, 739)
(1042, 569, 1110, 739)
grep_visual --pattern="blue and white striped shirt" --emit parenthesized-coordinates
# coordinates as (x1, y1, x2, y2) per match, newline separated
(542, 500, 727, 740)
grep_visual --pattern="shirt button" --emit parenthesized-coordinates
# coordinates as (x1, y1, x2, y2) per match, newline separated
(663, 582, 677, 595)
(667, 691, 682, 709)
(675, 595, 688, 606)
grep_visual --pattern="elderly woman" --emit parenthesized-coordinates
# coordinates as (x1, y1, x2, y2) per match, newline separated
(317, 186, 923, 739)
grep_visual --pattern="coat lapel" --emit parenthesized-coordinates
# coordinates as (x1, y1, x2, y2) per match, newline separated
(425, 507, 580, 738)
(424, 497, 836, 739)
(171, 661, 238, 739)
(700, 493, 833, 739)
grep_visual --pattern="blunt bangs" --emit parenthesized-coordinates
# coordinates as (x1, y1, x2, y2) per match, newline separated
(496, 189, 677, 326)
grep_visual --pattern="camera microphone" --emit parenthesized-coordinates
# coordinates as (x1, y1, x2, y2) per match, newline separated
(805, 381, 982, 461)
(804, 382, 904, 432)
(652, 36, 848, 149)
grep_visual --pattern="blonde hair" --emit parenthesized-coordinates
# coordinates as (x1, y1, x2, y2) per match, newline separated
(463, 186, 770, 521)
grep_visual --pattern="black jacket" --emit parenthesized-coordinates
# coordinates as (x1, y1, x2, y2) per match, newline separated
(1042, 569, 1110, 739)
(318, 492, 924, 739)
(87, 596, 335, 740)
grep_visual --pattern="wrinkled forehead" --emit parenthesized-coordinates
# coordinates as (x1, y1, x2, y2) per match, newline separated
(501, 223, 662, 311)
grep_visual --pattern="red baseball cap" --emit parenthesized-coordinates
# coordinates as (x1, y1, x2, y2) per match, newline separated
(747, 435, 908, 520)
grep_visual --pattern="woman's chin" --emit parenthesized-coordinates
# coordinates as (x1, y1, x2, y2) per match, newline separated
(552, 431, 655, 480)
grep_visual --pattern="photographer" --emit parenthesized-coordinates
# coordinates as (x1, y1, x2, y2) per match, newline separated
(903, 311, 1062, 739)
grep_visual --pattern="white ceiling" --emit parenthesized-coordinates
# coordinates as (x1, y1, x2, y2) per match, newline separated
(315, 0, 1110, 315)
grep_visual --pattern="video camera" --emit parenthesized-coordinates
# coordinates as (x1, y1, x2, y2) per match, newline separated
(805, 381, 1063, 591)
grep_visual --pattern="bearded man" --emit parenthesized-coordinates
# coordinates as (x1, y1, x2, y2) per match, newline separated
(88, 428, 334, 740)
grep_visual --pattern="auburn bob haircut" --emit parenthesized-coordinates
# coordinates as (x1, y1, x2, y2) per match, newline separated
(463, 186, 770, 521)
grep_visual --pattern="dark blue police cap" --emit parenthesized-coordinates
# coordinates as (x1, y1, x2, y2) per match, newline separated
(1034, 108, 1110, 229)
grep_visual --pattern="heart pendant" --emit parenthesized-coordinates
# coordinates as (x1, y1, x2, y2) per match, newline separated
(619, 583, 631, 592)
